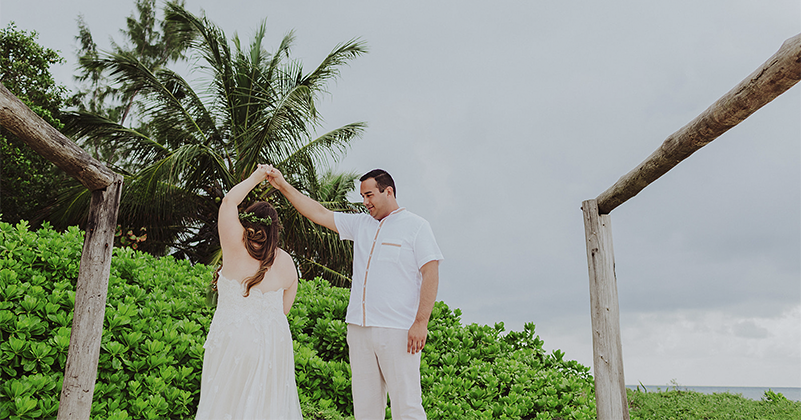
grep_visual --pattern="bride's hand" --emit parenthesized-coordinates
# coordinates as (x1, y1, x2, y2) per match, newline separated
(262, 165, 285, 189)
(255, 164, 273, 181)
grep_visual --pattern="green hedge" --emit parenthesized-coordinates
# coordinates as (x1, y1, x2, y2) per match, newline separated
(0, 221, 595, 419)
(627, 387, 801, 420)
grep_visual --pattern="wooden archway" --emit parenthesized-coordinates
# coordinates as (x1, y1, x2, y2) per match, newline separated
(582, 33, 800, 419)
(0, 84, 124, 420)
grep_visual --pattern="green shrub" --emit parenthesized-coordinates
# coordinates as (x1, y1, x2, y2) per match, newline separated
(0, 221, 596, 419)
(420, 310, 595, 419)
(628, 387, 801, 420)
(0, 220, 212, 419)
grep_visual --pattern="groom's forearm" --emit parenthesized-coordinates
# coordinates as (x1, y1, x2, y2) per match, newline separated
(275, 179, 338, 232)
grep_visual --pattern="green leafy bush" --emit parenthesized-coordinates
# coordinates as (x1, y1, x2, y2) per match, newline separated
(0, 221, 596, 419)
(420, 310, 595, 419)
(628, 387, 801, 420)
(0, 220, 211, 419)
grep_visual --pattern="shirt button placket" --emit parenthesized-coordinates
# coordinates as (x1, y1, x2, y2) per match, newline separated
(362, 218, 386, 326)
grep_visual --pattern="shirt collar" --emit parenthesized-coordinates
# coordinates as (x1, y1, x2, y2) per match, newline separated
(378, 207, 405, 222)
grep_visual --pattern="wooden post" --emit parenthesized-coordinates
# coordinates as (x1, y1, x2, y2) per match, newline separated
(0, 83, 124, 419)
(580, 32, 799, 420)
(57, 176, 123, 420)
(582, 199, 629, 420)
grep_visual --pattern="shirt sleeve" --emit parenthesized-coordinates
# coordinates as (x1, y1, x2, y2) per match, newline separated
(414, 220, 443, 269)
(334, 212, 359, 241)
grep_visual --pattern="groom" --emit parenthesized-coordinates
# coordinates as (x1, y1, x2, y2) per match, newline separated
(266, 167, 442, 419)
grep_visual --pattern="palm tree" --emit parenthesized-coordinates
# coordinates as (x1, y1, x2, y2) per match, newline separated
(52, 2, 367, 285)
(70, 0, 189, 166)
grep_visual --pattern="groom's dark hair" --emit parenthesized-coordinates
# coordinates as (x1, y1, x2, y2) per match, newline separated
(360, 169, 396, 197)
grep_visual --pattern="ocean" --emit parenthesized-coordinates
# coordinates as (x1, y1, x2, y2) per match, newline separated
(626, 385, 801, 402)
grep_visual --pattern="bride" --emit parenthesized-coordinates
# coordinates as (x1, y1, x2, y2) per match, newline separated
(196, 164, 303, 419)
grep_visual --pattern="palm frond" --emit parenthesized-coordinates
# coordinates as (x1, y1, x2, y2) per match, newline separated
(302, 38, 368, 93)
(279, 122, 367, 170)
(276, 200, 354, 286)
(48, 181, 93, 230)
(62, 111, 168, 169)
(234, 84, 317, 173)
(315, 169, 362, 204)
(265, 32, 295, 83)
(133, 142, 233, 194)
(164, 3, 237, 116)
(146, 66, 221, 146)
(93, 52, 217, 144)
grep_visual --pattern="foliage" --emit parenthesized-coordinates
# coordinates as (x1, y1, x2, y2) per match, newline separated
(0, 23, 66, 112)
(52, 0, 367, 285)
(420, 312, 595, 419)
(627, 387, 801, 420)
(0, 222, 598, 419)
(0, 23, 69, 227)
(114, 225, 148, 250)
(0, 220, 211, 419)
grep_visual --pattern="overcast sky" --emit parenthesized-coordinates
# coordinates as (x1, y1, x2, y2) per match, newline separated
(3, 0, 799, 388)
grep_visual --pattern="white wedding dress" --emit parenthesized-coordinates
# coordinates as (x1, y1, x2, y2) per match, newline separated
(196, 274, 303, 420)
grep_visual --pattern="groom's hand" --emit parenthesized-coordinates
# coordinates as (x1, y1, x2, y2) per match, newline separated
(407, 320, 428, 354)
(264, 165, 286, 189)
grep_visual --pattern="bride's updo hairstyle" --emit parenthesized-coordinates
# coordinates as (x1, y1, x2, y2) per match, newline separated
(238, 201, 282, 296)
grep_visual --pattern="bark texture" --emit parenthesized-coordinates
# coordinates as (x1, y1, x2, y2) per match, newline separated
(56, 178, 123, 420)
(0, 83, 115, 191)
(582, 199, 629, 420)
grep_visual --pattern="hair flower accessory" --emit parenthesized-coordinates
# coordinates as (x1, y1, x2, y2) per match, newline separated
(239, 212, 272, 226)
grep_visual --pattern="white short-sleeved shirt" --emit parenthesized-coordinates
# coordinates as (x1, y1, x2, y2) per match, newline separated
(335, 208, 443, 330)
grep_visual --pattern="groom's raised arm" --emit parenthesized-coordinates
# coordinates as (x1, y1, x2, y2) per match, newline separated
(266, 167, 338, 233)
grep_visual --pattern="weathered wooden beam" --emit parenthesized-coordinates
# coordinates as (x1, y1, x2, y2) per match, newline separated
(0, 85, 124, 419)
(0, 83, 116, 191)
(596, 33, 801, 214)
(56, 176, 123, 420)
(582, 199, 629, 420)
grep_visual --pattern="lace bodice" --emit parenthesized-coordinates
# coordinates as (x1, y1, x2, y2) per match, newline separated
(204, 275, 287, 350)
(216, 274, 284, 311)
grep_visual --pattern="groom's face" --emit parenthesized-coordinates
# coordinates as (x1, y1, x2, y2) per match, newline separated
(360, 178, 393, 220)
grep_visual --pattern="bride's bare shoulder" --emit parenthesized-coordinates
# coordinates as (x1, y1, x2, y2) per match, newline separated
(275, 248, 298, 272)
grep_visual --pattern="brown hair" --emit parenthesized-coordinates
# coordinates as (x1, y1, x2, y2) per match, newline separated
(215, 201, 282, 297)
(360, 169, 396, 197)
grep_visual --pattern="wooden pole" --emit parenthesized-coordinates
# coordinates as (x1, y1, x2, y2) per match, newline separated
(0, 84, 124, 419)
(596, 33, 801, 214)
(0, 83, 116, 191)
(56, 176, 123, 420)
(582, 199, 629, 420)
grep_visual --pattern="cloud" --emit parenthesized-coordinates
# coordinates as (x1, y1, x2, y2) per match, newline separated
(621, 305, 801, 387)
(732, 320, 770, 339)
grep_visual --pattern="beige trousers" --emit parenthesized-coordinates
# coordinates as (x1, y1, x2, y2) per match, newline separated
(346, 324, 426, 420)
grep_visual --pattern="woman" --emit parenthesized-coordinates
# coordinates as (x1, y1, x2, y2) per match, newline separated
(196, 164, 303, 419)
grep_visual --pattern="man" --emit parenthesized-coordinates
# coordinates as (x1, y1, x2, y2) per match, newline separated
(266, 167, 442, 419)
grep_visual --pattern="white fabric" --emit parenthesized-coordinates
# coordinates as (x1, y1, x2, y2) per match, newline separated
(347, 325, 426, 420)
(335, 208, 443, 329)
(195, 275, 303, 420)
